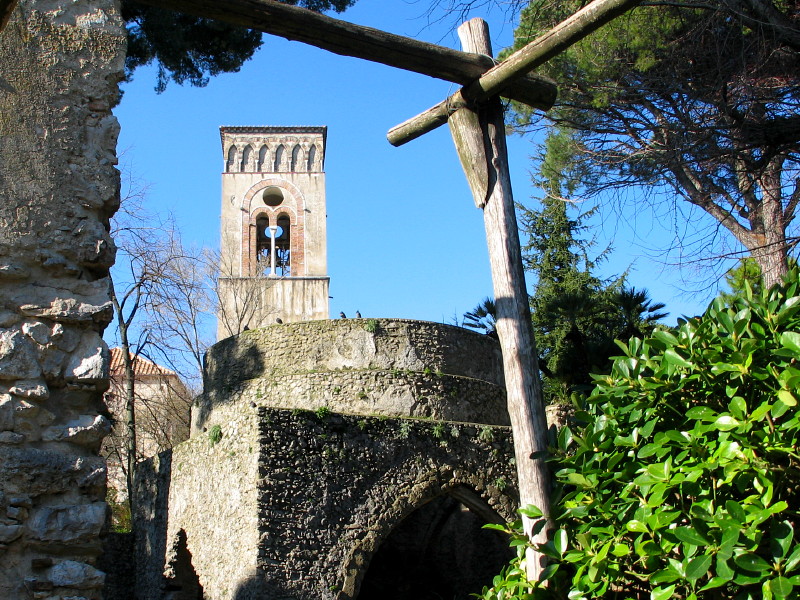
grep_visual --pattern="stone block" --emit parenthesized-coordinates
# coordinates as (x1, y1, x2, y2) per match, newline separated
(49, 560, 105, 589)
(27, 503, 106, 545)
(64, 332, 108, 383)
(0, 329, 42, 380)
(9, 379, 49, 400)
(0, 524, 23, 543)
(42, 414, 111, 445)
(22, 321, 51, 346)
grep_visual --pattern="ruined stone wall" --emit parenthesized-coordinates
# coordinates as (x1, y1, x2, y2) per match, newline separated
(0, 1, 125, 598)
(136, 408, 518, 600)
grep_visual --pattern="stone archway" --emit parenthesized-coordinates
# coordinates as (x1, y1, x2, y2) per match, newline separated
(356, 487, 512, 600)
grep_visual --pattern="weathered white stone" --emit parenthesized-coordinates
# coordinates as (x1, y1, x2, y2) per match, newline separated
(0, 329, 42, 380)
(0, 394, 12, 431)
(9, 379, 49, 400)
(22, 321, 50, 345)
(48, 560, 105, 589)
(64, 333, 108, 383)
(42, 415, 110, 445)
(27, 503, 106, 544)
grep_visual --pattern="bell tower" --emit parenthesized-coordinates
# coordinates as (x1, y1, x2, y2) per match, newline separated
(217, 126, 329, 338)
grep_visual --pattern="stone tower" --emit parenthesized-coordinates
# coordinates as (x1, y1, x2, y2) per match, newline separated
(217, 126, 329, 338)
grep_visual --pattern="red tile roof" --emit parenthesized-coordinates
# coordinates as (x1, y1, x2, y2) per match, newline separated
(109, 347, 178, 378)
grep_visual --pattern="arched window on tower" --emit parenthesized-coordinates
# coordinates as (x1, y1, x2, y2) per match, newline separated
(273, 145, 285, 172)
(225, 145, 237, 172)
(290, 144, 301, 171)
(240, 145, 253, 172)
(306, 145, 317, 171)
(275, 214, 291, 276)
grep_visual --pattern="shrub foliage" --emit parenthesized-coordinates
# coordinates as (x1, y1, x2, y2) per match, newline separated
(482, 270, 800, 599)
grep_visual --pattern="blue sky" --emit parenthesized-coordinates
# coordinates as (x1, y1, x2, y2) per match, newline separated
(113, 0, 721, 336)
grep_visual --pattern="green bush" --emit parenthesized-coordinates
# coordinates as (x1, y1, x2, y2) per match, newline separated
(482, 270, 800, 599)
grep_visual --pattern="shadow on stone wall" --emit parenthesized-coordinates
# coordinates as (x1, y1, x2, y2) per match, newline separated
(195, 340, 265, 430)
(133, 450, 174, 600)
(162, 529, 203, 600)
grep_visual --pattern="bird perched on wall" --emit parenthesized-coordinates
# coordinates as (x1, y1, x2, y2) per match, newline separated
(355, 310, 362, 318)
(276, 317, 283, 324)
(339, 311, 347, 318)
(243, 325, 250, 331)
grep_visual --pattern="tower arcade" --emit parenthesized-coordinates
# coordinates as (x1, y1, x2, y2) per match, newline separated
(217, 126, 330, 338)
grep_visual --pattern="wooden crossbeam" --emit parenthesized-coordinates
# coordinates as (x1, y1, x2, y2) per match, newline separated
(136, 0, 557, 111)
(388, 0, 643, 146)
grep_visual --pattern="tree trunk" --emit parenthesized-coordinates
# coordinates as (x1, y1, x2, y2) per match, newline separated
(110, 284, 138, 519)
(453, 18, 552, 583)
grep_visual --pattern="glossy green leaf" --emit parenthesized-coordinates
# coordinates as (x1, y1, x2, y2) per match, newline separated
(699, 576, 730, 591)
(783, 545, 800, 573)
(777, 389, 797, 407)
(686, 554, 713, 581)
(713, 415, 741, 431)
(686, 406, 717, 421)
(780, 331, 800, 354)
(664, 349, 693, 368)
(770, 576, 794, 598)
(673, 526, 710, 546)
(611, 543, 630, 557)
(735, 552, 771, 574)
(651, 584, 676, 600)
(554, 529, 568, 556)
(626, 520, 649, 533)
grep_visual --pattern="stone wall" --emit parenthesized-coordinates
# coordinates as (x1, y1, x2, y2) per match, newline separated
(199, 319, 508, 430)
(0, 1, 125, 598)
(136, 408, 518, 600)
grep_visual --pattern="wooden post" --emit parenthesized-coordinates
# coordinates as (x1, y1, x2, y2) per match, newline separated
(451, 18, 552, 582)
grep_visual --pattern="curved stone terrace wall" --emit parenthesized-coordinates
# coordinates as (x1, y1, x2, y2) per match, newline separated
(196, 319, 509, 431)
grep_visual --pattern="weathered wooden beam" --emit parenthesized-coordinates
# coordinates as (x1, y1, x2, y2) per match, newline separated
(388, 0, 643, 146)
(136, 0, 557, 111)
(451, 17, 552, 582)
(0, 0, 18, 33)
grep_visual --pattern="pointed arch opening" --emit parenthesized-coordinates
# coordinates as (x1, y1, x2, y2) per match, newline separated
(306, 145, 317, 171)
(225, 145, 237, 172)
(290, 144, 301, 171)
(356, 487, 512, 600)
(240, 145, 253, 172)
(257, 145, 269, 171)
(273, 145, 285, 172)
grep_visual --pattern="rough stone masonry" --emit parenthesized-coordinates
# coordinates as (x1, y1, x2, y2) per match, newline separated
(0, 0, 125, 598)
